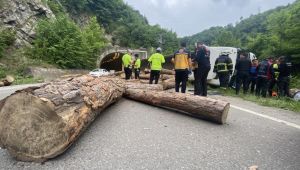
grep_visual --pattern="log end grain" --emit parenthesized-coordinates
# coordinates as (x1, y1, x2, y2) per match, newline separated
(0, 92, 69, 162)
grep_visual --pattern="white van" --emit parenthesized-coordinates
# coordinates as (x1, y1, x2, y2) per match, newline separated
(189, 47, 256, 86)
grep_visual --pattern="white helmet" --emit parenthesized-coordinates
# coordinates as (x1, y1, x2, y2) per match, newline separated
(156, 47, 162, 52)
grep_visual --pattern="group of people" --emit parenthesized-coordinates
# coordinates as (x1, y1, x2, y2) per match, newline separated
(122, 42, 212, 96)
(122, 42, 292, 98)
(214, 52, 292, 97)
(122, 50, 142, 80)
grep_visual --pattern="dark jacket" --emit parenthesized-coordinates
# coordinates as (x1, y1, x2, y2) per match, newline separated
(278, 62, 291, 78)
(235, 57, 251, 74)
(213, 55, 233, 73)
(195, 46, 211, 69)
(250, 64, 258, 78)
(257, 60, 274, 80)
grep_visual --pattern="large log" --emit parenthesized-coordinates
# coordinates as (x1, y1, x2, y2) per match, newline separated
(124, 89, 230, 124)
(162, 78, 175, 90)
(161, 69, 175, 75)
(125, 82, 163, 91)
(0, 75, 125, 162)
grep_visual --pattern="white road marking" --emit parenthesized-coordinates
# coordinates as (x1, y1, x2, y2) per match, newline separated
(231, 105, 300, 130)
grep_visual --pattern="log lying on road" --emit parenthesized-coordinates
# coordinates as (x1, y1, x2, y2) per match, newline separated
(161, 69, 175, 75)
(0, 75, 125, 162)
(162, 78, 175, 90)
(125, 82, 163, 91)
(124, 89, 230, 124)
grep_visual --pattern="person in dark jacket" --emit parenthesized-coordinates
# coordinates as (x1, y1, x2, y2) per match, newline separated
(249, 59, 259, 93)
(213, 51, 233, 88)
(191, 52, 199, 94)
(194, 42, 211, 96)
(278, 56, 292, 97)
(256, 57, 274, 97)
(235, 53, 251, 95)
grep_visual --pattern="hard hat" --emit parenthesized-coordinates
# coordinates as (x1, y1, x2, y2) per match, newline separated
(156, 47, 162, 52)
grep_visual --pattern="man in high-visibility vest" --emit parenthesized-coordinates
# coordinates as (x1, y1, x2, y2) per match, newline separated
(268, 59, 280, 96)
(122, 49, 133, 80)
(172, 42, 192, 93)
(134, 54, 141, 79)
(148, 47, 165, 84)
(213, 51, 233, 89)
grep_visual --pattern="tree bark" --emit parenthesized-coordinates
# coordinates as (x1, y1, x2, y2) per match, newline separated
(162, 78, 175, 90)
(0, 75, 125, 162)
(124, 89, 230, 124)
(125, 82, 163, 91)
(161, 69, 175, 75)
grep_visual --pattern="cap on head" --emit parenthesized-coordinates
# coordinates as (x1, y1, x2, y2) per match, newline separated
(156, 47, 162, 52)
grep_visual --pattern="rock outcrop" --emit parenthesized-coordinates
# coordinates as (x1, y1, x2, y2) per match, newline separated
(0, 0, 55, 47)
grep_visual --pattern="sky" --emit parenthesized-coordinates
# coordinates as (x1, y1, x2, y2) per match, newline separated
(123, 0, 296, 37)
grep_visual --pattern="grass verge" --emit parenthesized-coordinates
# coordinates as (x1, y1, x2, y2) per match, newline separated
(217, 88, 300, 113)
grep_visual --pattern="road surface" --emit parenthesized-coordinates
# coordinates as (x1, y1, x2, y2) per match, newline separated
(0, 84, 299, 170)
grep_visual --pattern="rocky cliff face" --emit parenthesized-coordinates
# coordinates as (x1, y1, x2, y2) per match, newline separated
(0, 0, 55, 47)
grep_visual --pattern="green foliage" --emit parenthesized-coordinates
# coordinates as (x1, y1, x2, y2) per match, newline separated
(31, 16, 107, 69)
(183, 0, 300, 62)
(291, 75, 300, 89)
(60, 0, 179, 55)
(47, 0, 65, 15)
(0, 66, 7, 79)
(0, 28, 16, 57)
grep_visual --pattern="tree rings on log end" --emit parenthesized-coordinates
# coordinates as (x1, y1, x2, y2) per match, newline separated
(0, 92, 69, 162)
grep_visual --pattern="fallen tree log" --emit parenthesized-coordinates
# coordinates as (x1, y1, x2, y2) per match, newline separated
(139, 74, 171, 81)
(0, 75, 125, 162)
(162, 78, 175, 90)
(125, 82, 163, 91)
(124, 89, 230, 124)
(161, 69, 175, 75)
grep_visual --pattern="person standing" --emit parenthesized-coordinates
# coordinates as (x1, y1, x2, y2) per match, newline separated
(148, 47, 165, 84)
(172, 42, 191, 93)
(235, 53, 251, 95)
(256, 57, 274, 97)
(122, 49, 133, 80)
(134, 54, 141, 79)
(194, 42, 211, 96)
(249, 59, 259, 94)
(191, 52, 199, 94)
(268, 59, 280, 96)
(278, 56, 292, 97)
(213, 51, 233, 89)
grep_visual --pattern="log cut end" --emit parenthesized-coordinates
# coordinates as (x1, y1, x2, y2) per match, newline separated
(220, 103, 230, 124)
(0, 92, 69, 162)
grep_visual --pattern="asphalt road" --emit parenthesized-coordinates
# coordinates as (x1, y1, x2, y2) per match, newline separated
(0, 85, 299, 170)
